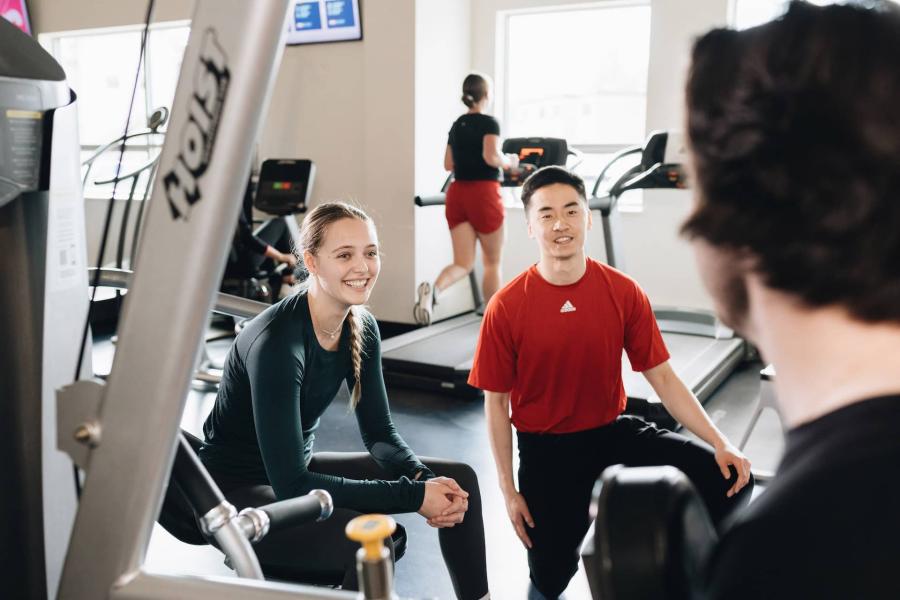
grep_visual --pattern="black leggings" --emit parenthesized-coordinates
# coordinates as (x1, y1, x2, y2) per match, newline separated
(517, 416, 754, 599)
(218, 453, 488, 600)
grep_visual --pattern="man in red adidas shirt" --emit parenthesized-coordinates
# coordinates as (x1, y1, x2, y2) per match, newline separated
(469, 166, 753, 599)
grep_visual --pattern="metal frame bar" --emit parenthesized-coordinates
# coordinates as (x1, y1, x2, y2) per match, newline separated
(54, 3, 358, 598)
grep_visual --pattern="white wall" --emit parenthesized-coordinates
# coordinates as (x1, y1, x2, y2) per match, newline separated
(413, 0, 474, 318)
(30, 0, 191, 32)
(259, 3, 417, 322)
(619, 0, 728, 311)
(357, 3, 417, 322)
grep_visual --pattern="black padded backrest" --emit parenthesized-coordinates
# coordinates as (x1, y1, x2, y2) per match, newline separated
(582, 465, 717, 600)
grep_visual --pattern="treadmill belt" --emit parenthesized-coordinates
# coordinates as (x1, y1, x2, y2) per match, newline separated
(382, 313, 744, 404)
(622, 332, 744, 403)
(384, 321, 480, 368)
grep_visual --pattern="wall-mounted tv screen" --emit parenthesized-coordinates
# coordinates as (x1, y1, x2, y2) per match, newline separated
(1, 0, 31, 36)
(286, 0, 362, 45)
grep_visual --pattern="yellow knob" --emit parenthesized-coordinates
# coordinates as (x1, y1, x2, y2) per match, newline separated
(345, 514, 396, 561)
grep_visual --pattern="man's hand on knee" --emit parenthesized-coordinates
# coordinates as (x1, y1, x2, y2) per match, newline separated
(505, 491, 535, 548)
(714, 442, 752, 497)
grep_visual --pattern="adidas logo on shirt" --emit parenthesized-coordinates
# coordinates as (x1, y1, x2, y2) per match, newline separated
(560, 300, 576, 313)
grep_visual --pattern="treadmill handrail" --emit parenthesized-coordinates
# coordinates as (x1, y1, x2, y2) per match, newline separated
(588, 163, 644, 217)
(590, 145, 642, 198)
(414, 193, 446, 207)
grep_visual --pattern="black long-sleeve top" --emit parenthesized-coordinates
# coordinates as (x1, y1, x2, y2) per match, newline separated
(704, 394, 900, 599)
(199, 292, 432, 513)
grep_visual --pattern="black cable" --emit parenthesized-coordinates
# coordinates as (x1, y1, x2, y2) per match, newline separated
(72, 0, 157, 497)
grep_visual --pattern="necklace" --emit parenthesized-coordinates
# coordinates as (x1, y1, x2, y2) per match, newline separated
(308, 291, 346, 340)
(318, 320, 343, 339)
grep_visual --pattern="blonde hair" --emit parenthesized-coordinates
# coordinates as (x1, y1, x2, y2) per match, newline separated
(296, 202, 372, 409)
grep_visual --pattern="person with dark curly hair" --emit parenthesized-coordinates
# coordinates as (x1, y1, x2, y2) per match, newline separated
(683, 2, 900, 598)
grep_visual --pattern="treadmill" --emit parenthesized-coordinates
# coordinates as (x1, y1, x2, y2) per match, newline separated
(381, 137, 572, 398)
(589, 131, 745, 418)
(384, 131, 744, 410)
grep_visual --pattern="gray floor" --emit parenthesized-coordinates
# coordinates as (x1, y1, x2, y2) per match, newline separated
(93, 334, 784, 599)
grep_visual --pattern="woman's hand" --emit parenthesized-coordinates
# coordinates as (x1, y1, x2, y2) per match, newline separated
(278, 252, 298, 268)
(418, 477, 469, 528)
(503, 153, 519, 169)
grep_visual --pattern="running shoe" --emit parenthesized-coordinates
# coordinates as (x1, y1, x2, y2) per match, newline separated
(413, 281, 434, 326)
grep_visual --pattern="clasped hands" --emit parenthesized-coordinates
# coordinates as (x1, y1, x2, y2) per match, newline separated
(417, 476, 469, 529)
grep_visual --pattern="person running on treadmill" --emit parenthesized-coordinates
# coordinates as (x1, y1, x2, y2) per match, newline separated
(414, 73, 519, 325)
(682, 2, 900, 598)
(200, 202, 489, 599)
(468, 166, 753, 599)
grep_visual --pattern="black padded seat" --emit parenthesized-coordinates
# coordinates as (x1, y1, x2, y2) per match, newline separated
(582, 465, 717, 600)
(157, 430, 406, 586)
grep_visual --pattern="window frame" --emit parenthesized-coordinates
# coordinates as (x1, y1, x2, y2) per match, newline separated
(39, 20, 190, 155)
(495, 0, 652, 160)
(39, 21, 190, 199)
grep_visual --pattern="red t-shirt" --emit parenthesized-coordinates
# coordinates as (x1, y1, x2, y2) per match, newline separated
(468, 258, 669, 433)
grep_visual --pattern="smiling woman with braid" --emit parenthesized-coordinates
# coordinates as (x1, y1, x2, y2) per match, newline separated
(199, 202, 489, 598)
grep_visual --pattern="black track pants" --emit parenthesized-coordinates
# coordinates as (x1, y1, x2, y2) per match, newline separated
(517, 416, 754, 599)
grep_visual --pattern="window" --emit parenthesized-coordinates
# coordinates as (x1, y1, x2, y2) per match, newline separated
(499, 1, 651, 165)
(41, 22, 190, 198)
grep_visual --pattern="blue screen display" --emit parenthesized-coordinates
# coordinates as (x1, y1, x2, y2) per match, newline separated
(286, 0, 361, 45)
(294, 1, 322, 31)
(325, 1, 355, 28)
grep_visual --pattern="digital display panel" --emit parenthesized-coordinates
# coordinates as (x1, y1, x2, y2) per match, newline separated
(286, 0, 362, 45)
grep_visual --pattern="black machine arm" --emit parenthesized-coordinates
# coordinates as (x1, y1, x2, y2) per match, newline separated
(582, 465, 718, 600)
(172, 433, 225, 517)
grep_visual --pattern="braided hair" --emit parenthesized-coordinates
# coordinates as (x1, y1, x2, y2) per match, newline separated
(295, 202, 372, 408)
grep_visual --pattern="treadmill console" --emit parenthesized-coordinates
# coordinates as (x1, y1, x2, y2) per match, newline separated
(639, 131, 688, 190)
(253, 158, 315, 216)
(501, 137, 569, 186)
